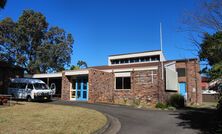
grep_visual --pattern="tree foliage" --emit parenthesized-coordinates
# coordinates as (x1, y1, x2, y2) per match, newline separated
(70, 60, 88, 70)
(0, 10, 74, 74)
(0, 0, 7, 9)
(199, 32, 222, 80)
(183, 0, 222, 33)
(77, 60, 88, 68)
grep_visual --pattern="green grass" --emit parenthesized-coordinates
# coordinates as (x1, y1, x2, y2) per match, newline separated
(0, 102, 107, 134)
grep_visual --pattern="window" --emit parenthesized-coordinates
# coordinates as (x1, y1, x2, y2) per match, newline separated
(18, 83, 27, 89)
(72, 79, 76, 89)
(115, 77, 131, 89)
(33, 83, 48, 90)
(27, 84, 33, 90)
(177, 68, 186, 77)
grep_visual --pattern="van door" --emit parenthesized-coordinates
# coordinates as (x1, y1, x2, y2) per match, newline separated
(20, 83, 28, 99)
(27, 84, 33, 98)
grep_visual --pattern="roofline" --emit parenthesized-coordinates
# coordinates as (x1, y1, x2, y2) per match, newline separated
(174, 58, 198, 62)
(108, 50, 162, 57)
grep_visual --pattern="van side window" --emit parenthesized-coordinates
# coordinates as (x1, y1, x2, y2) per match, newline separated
(9, 83, 16, 88)
(18, 83, 27, 89)
(27, 84, 33, 90)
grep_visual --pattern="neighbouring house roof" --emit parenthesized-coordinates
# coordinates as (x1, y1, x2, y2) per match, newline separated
(201, 77, 209, 82)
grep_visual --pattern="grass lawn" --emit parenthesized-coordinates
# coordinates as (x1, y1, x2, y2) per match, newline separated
(0, 102, 107, 134)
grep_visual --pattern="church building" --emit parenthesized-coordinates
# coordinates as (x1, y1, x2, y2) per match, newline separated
(32, 50, 202, 105)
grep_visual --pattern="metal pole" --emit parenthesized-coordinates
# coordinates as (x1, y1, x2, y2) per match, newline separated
(160, 22, 164, 80)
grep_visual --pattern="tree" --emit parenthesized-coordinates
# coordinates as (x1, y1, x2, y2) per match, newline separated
(70, 65, 80, 70)
(0, 10, 74, 74)
(182, 0, 222, 78)
(0, 0, 7, 9)
(70, 60, 88, 70)
(183, 0, 222, 33)
(77, 60, 88, 69)
(185, 0, 222, 112)
(199, 32, 222, 80)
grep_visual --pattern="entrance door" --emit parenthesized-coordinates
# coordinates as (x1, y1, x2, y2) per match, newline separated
(179, 82, 186, 97)
(76, 78, 88, 101)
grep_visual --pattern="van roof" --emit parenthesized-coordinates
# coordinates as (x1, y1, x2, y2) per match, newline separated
(10, 78, 45, 84)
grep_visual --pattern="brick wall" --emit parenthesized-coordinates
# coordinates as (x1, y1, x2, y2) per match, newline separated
(88, 69, 114, 103)
(176, 60, 202, 104)
(114, 63, 165, 106)
(61, 72, 71, 100)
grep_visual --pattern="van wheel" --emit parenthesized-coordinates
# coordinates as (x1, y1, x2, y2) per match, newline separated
(27, 96, 32, 102)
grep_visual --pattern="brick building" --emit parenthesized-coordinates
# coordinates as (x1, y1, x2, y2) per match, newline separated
(0, 61, 24, 94)
(32, 50, 202, 105)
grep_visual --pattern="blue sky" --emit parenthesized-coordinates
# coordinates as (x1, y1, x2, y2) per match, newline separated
(0, 0, 199, 67)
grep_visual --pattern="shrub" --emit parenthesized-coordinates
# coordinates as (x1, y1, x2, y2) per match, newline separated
(168, 94, 185, 108)
(155, 102, 168, 109)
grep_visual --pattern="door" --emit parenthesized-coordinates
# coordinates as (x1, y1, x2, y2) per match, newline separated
(76, 78, 88, 101)
(179, 82, 186, 97)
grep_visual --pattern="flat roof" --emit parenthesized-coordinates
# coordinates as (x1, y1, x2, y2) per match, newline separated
(109, 50, 162, 57)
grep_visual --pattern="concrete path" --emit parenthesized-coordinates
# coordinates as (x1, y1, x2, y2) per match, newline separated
(50, 100, 202, 134)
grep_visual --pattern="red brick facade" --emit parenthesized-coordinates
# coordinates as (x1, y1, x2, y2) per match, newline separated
(88, 69, 114, 103)
(176, 60, 202, 104)
(60, 59, 202, 106)
(61, 72, 71, 100)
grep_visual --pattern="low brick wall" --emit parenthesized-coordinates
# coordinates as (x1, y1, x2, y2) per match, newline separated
(202, 94, 219, 102)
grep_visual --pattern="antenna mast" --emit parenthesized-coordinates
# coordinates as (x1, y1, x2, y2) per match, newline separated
(160, 23, 163, 52)
(160, 22, 164, 80)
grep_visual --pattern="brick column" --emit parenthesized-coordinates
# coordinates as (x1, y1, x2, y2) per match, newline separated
(88, 69, 114, 103)
(61, 71, 71, 100)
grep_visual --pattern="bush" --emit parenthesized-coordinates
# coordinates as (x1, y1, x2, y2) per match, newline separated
(168, 94, 185, 108)
(155, 102, 168, 109)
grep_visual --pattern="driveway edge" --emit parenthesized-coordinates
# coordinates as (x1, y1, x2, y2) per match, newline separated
(94, 113, 121, 134)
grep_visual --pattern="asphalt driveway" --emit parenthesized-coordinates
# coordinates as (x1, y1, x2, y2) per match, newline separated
(50, 100, 218, 134)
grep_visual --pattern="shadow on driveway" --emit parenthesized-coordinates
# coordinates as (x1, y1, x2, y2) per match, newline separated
(172, 107, 222, 134)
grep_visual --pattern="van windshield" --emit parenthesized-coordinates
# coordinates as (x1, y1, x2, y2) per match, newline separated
(33, 83, 49, 90)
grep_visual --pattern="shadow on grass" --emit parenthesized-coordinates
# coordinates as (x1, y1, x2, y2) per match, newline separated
(172, 107, 222, 134)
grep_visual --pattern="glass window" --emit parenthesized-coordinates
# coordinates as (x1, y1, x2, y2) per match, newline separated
(18, 83, 27, 89)
(77, 80, 81, 90)
(33, 83, 48, 90)
(83, 91, 87, 98)
(27, 84, 33, 90)
(72, 91, 76, 98)
(177, 68, 186, 77)
(116, 77, 122, 89)
(77, 91, 81, 98)
(116, 77, 131, 89)
(130, 58, 135, 63)
(72, 79, 76, 89)
(124, 77, 131, 89)
(83, 79, 87, 90)
(134, 58, 139, 62)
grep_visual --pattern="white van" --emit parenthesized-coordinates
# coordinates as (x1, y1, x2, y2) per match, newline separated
(8, 78, 55, 101)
